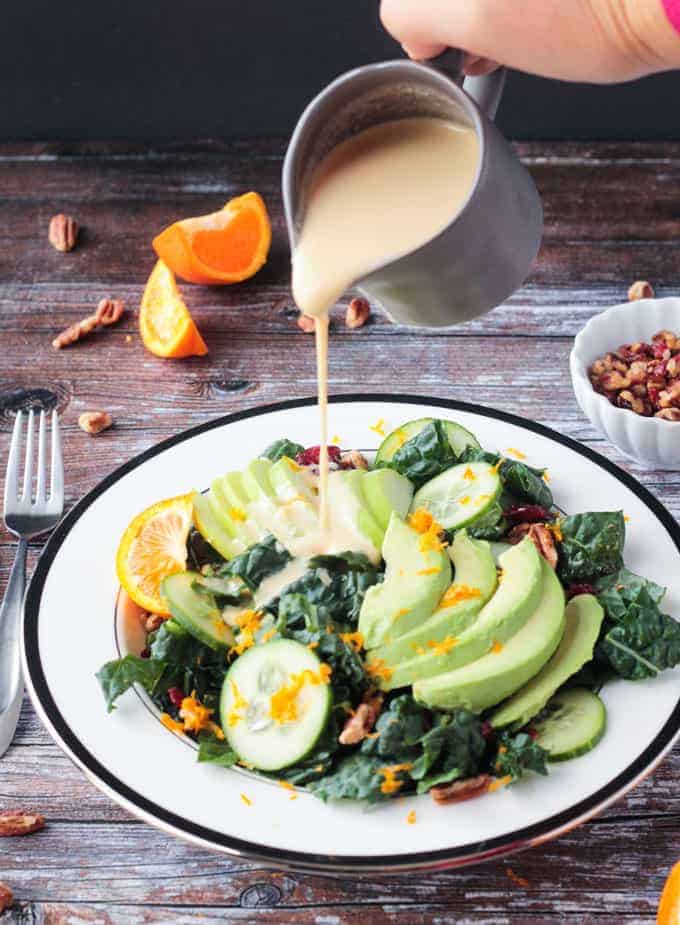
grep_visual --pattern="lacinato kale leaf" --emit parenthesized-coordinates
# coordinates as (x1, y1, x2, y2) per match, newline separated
(308, 753, 391, 804)
(96, 655, 166, 712)
(494, 731, 549, 780)
(187, 527, 226, 570)
(308, 551, 377, 573)
(361, 694, 431, 762)
(274, 562, 381, 630)
(197, 734, 239, 768)
(260, 438, 304, 462)
(409, 710, 486, 793)
(595, 567, 666, 619)
(291, 628, 369, 704)
(273, 715, 341, 785)
(384, 420, 455, 488)
(147, 622, 227, 711)
(557, 511, 625, 582)
(464, 500, 509, 541)
(219, 535, 291, 591)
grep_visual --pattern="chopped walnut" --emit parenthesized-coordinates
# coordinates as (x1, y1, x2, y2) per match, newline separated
(345, 297, 370, 329)
(656, 408, 680, 421)
(52, 298, 125, 348)
(340, 449, 369, 470)
(296, 313, 316, 333)
(508, 523, 558, 569)
(78, 411, 112, 435)
(145, 613, 165, 633)
(627, 280, 654, 301)
(430, 774, 492, 805)
(338, 692, 382, 745)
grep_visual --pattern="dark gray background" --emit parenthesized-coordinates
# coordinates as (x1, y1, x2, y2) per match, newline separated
(2, 0, 678, 141)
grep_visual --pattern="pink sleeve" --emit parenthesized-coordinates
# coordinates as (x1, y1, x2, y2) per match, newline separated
(663, 0, 680, 33)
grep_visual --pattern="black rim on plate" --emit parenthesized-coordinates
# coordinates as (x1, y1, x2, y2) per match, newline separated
(22, 394, 680, 873)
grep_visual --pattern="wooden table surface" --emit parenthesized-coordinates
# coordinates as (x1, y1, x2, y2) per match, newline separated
(1, 139, 679, 923)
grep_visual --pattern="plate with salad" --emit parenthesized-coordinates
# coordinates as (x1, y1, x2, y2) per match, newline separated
(22, 395, 680, 872)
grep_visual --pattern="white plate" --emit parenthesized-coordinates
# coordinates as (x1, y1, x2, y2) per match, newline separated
(22, 396, 680, 873)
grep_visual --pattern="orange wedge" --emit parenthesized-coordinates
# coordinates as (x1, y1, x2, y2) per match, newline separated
(139, 260, 208, 358)
(116, 494, 195, 615)
(152, 191, 271, 285)
(658, 860, 680, 925)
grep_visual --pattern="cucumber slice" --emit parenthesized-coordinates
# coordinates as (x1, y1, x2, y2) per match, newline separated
(532, 688, 606, 761)
(221, 639, 332, 771)
(375, 417, 480, 465)
(161, 571, 235, 651)
(193, 491, 246, 561)
(410, 461, 502, 530)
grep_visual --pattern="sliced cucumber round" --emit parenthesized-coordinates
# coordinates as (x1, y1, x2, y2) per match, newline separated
(221, 639, 332, 772)
(374, 417, 479, 465)
(161, 571, 235, 651)
(410, 461, 502, 530)
(533, 688, 606, 761)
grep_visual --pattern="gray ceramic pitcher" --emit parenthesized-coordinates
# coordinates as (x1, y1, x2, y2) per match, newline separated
(282, 53, 543, 327)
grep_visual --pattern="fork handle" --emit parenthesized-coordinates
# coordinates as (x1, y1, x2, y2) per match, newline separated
(0, 538, 26, 718)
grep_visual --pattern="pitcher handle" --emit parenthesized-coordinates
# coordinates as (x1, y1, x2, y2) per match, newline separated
(426, 49, 506, 121)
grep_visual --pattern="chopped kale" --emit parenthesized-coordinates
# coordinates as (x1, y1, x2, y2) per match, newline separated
(494, 731, 549, 780)
(557, 511, 625, 583)
(218, 535, 291, 591)
(197, 734, 239, 768)
(260, 438, 304, 462)
(383, 420, 456, 488)
(96, 655, 166, 713)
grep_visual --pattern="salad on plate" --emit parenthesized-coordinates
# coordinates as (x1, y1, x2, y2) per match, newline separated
(98, 417, 680, 806)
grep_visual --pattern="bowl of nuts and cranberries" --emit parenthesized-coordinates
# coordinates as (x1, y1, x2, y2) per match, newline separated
(570, 296, 680, 468)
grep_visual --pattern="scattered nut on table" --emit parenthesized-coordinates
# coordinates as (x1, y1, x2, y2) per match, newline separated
(627, 280, 655, 301)
(0, 882, 13, 912)
(345, 297, 370, 329)
(78, 411, 113, 435)
(52, 298, 126, 349)
(297, 313, 316, 333)
(0, 810, 46, 837)
(48, 213, 79, 252)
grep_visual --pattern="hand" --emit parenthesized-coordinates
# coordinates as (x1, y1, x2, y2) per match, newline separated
(380, 0, 680, 83)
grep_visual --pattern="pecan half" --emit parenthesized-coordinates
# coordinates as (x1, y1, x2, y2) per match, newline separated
(430, 774, 492, 805)
(0, 810, 45, 837)
(345, 297, 370, 329)
(508, 523, 558, 569)
(78, 411, 112, 435)
(0, 882, 13, 912)
(296, 313, 316, 334)
(628, 280, 654, 301)
(49, 213, 79, 252)
(338, 692, 382, 746)
(52, 298, 125, 349)
(340, 449, 369, 470)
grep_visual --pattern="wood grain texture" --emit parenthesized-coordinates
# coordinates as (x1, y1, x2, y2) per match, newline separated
(0, 139, 678, 924)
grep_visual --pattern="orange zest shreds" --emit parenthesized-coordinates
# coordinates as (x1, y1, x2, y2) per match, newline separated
(284, 457, 302, 471)
(314, 765, 324, 773)
(365, 658, 393, 682)
(331, 434, 342, 445)
(419, 530, 447, 554)
(394, 428, 407, 448)
(393, 607, 411, 622)
(658, 860, 680, 925)
(414, 646, 426, 656)
(437, 584, 482, 610)
(408, 508, 438, 534)
(269, 665, 332, 725)
(378, 763, 413, 795)
(365, 731, 380, 740)
(547, 521, 564, 542)
(139, 260, 209, 358)
(369, 418, 387, 436)
(152, 192, 271, 286)
(488, 775, 512, 793)
(307, 641, 319, 650)
(339, 631, 365, 652)
(416, 566, 441, 576)
(506, 867, 530, 889)
(398, 568, 406, 578)
(497, 568, 504, 583)
(427, 636, 458, 656)
(240, 793, 252, 806)
(261, 629, 276, 643)
(489, 458, 504, 475)
(475, 493, 492, 507)
(458, 495, 471, 506)
(497, 745, 508, 755)
(229, 506, 247, 521)
(506, 447, 527, 460)
(542, 471, 551, 483)
(230, 609, 264, 656)
(278, 780, 296, 792)
(160, 713, 185, 735)
(463, 467, 477, 481)
(179, 691, 224, 739)
(406, 810, 417, 825)
(227, 680, 249, 728)
(491, 640, 504, 654)
(624, 514, 631, 523)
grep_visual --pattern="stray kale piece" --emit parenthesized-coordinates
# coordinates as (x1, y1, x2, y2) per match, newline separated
(557, 512, 625, 583)
(308, 753, 391, 804)
(594, 567, 665, 619)
(459, 446, 553, 510)
(494, 731, 549, 780)
(260, 438, 304, 462)
(96, 655, 166, 713)
(383, 420, 455, 488)
(464, 500, 509, 541)
(409, 710, 486, 793)
(197, 733, 239, 768)
(219, 535, 291, 592)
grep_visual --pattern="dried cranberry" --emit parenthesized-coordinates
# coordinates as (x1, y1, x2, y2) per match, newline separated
(526, 727, 539, 740)
(167, 686, 184, 708)
(648, 387, 661, 406)
(566, 583, 596, 600)
(140, 647, 151, 659)
(480, 720, 495, 742)
(653, 342, 670, 360)
(504, 504, 554, 525)
(651, 361, 668, 379)
(295, 445, 342, 466)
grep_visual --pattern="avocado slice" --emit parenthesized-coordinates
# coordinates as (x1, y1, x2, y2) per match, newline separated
(208, 477, 266, 546)
(378, 538, 543, 689)
(192, 491, 246, 560)
(242, 458, 277, 503)
(337, 470, 386, 553)
(358, 513, 451, 648)
(370, 530, 496, 668)
(414, 558, 566, 713)
(269, 456, 318, 505)
(490, 593, 605, 729)
(241, 458, 319, 550)
(360, 469, 414, 531)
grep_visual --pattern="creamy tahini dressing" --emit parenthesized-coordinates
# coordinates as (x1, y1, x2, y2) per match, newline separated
(290, 117, 479, 534)
(253, 557, 311, 608)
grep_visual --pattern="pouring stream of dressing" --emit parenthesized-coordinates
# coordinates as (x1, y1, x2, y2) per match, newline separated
(291, 116, 479, 542)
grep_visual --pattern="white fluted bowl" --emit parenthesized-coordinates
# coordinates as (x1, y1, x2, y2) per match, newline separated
(571, 297, 680, 469)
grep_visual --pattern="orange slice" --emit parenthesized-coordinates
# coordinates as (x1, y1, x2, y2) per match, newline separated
(658, 860, 680, 925)
(139, 260, 208, 358)
(152, 191, 271, 285)
(116, 494, 195, 615)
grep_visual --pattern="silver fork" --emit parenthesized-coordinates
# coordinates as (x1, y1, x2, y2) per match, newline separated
(0, 410, 63, 756)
